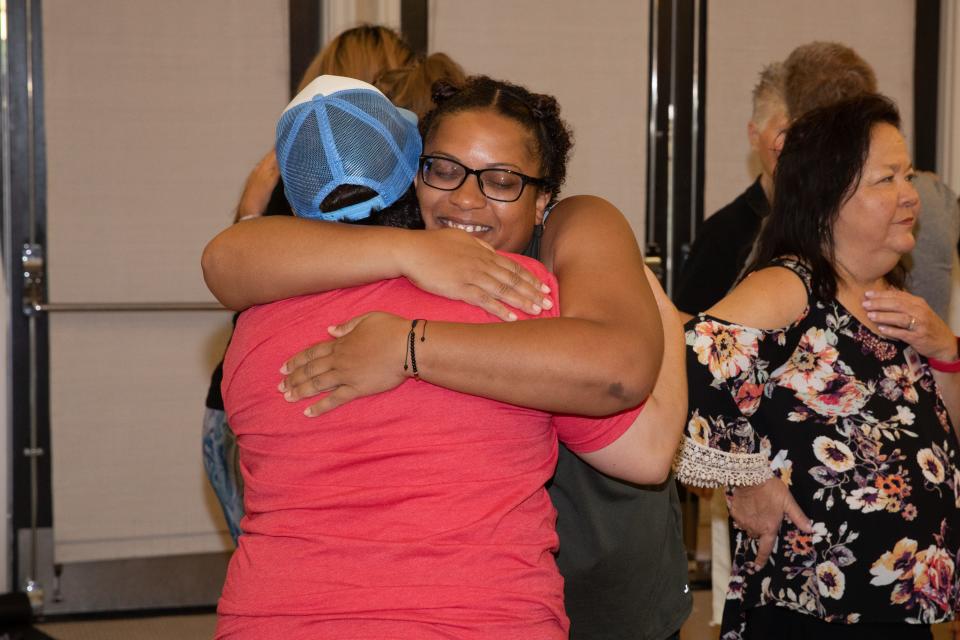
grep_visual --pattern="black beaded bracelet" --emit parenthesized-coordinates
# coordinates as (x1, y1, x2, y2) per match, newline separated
(403, 319, 427, 379)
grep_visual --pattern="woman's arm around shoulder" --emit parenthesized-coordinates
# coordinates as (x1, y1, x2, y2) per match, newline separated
(279, 196, 665, 417)
(201, 216, 410, 310)
(201, 216, 547, 316)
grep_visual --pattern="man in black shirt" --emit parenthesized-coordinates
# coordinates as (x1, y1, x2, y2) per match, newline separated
(674, 62, 787, 318)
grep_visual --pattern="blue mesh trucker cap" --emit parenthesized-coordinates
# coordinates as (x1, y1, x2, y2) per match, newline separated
(276, 75, 421, 221)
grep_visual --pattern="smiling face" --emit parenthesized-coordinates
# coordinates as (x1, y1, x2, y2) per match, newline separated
(416, 108, 550, 253)
(833, 123, 919, 273)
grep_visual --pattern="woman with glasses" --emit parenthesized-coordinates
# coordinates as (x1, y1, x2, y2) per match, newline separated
(204, 75, 691, 639)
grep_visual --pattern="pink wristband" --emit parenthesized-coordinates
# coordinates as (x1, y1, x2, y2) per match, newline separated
(929, 337, 960, 373)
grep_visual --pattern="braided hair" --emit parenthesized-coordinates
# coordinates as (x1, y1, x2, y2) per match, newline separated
(419, 76, 574, 206)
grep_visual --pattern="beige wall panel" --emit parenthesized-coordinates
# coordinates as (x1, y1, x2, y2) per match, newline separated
(430, 0, 649, 242)
(42, 0, 288, 561)
(43, 0, 288, 303)
(49, 312, 235, 563)
(940, 0, 960, 194)
(705, 0, 914, 218)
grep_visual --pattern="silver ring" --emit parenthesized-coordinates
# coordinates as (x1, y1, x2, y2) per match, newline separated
(908, 316, 916, 331)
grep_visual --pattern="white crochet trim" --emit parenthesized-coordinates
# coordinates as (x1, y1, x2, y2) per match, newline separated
(673, 437, 773, 488)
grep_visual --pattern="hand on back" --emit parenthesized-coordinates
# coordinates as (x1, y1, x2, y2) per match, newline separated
(279, 311, 410, 416)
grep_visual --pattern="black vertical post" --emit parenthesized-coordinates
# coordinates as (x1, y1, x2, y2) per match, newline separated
(289, 0, 322, 97)
(400, 0, 428, 56)
(4, 0, 52, 588)
(645, 0, 706, 294)
(913, 0, 940, 172)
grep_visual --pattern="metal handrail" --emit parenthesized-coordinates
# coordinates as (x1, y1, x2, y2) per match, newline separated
(30, 301, 226, 313)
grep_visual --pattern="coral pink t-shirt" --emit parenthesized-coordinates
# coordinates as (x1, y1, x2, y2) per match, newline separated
(216, 255, 639, 639)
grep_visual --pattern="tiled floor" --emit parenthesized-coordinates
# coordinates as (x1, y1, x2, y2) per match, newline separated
(681, 589, 721, 640)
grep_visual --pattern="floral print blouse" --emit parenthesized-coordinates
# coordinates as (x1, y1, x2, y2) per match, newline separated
(675, 259, 960, 635)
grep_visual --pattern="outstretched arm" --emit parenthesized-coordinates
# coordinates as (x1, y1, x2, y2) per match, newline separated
(280, 196, 664, 416)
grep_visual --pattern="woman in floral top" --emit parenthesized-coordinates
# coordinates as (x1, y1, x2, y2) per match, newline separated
(676, 94, 960, 640)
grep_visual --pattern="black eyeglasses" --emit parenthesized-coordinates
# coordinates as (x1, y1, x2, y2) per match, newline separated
(418, 155, 545, 203)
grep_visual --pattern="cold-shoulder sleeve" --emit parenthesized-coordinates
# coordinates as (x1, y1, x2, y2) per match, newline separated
(674, 316, 774, 487)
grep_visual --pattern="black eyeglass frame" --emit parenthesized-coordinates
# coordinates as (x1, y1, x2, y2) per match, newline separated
(418, 155, 546, 203)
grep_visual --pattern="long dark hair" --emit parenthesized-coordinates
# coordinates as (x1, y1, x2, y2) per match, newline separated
(419, 75, 574, 207)
(745, 93, 904, 299)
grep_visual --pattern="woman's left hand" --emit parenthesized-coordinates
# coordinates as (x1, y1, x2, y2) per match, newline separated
(863, 289, 958, 361)
(278, 312, 411, 416)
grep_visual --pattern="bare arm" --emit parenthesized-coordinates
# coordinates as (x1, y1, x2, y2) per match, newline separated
(411, 195, 663, 413)
(577, 266, 686, 483)
(203, 216, 411, 309)
(234, 149, 282, 222)
(280, 195, 664, 416)
(203, 215, 553, 320)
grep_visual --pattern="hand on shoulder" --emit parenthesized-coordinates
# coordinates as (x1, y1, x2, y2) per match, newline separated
(705, 265, 807, 330)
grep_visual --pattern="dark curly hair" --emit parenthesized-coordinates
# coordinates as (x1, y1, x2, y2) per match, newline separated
(419, 75, 574, 206)
(745, 93, 904, 299)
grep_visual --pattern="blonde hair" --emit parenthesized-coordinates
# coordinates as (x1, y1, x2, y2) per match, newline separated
(296, 25, 415, 92)
(750, 62, 786, 126)
(374, 53, 467, 118)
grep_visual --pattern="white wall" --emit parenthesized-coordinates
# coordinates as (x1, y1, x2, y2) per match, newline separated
(430, 0, 649, 242)
(323, 0, 401, 42)
(939, 0, 960, 194)
(704, 0, 915, 218)
(42, 0, 288, 562)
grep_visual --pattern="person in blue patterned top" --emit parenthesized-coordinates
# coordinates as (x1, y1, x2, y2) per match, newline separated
(676, 94, 960, 640)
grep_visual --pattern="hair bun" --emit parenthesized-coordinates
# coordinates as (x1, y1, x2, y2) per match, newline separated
(530, 94, 559, 120)
(431, 80, 461, 105)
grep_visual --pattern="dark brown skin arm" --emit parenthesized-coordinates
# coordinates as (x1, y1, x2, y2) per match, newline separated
(282, 195, 663, 415)
(201, 216, 550, 320)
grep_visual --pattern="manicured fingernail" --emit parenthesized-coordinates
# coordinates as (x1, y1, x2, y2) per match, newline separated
(280, 363, 289, 374)
(507, 312, 518, 321)
(278, 381, 286, 393)
(867, 312, 876, 320)
(303, 407, 313, 417)
(531, 304, 542, 314)
(540, 284, 551, 294)
(865, 290, 876, 297)
(541, 298, 553, 310)
(284, 391, 295, 402)
(862, 300, 872, 308)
